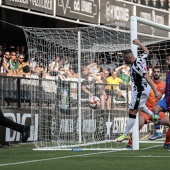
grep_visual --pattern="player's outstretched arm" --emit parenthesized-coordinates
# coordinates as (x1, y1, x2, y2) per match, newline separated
(133, 39, 149, 55)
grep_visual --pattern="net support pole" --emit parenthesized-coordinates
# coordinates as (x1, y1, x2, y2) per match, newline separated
(78, 31, 82, 143)
(130, 16, 139, 150)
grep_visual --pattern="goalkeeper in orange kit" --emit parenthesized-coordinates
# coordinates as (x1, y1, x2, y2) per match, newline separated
(126, 66, 170, 148)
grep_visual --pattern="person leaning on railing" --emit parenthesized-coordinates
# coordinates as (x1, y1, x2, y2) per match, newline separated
(106, 71, 127, 109)
(16, 55, 31, 77)
(115, 64, 131, 90)
(82, 74, 95, 99)
(9, 51, 19, 76)
(93, 73, 108, 110)
(0, 51, 13, 76)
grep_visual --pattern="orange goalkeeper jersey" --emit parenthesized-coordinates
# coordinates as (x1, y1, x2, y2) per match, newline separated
(146, 80, 165, 110)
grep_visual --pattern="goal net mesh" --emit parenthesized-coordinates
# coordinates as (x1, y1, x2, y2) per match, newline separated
(23, 21, 170, 150)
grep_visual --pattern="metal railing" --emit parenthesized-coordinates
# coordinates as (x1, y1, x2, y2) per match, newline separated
(0, 75, 130, 110)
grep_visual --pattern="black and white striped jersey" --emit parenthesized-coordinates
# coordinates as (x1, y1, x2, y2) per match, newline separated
(130, 53, 148, 92)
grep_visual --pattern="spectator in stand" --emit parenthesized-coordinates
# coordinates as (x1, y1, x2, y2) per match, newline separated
(20, 45, 26, 58)
(15, 46, 19, 51)
(16, 55, 30, 76)
(94, 73, 108, 110)
(9, 51, 19, 76)
(149, 54, 160, 68)
(106, 71, 126, 109)
(115, 64, 131, 86)
(9, 46, 15, 52)
(16, 50, 20, 58)
(100, 69, 110, 109)
(81, 63, 101, 79)
(86, 63, 98, 74)
(96, 58, 103, 66)
(107, 57, 118, 73)
(68, 57, 75, 70)
(0, 50, 3, 59)
(35, 52, 46, 72)
(58, 67, 66, 81)
(15, 46, 20, 58)
(81, 68, 89, 79)
(48, 55, 60, 76)
(81, 54, 92, 66)
(82, 74, 95, 99)
(148, 67, 153, 78)
(66, 69, 78, 79)
(0, 51, 13, 75)
(63, 58, 70, 71)
(29, 53, 41, 76)
(102, 69, 110, 79)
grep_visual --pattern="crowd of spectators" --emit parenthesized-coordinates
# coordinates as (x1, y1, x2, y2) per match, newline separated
(81, 62, 131, 110)
(0, 44, 162, 110)
(0, 45, 30, 77)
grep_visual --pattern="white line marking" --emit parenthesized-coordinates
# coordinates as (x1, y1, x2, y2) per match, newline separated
(0, 150, 123, 167)
(140, 145, 163, 150)
(0, 144, 163, 167)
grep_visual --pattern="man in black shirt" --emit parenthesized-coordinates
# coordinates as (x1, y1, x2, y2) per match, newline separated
(0, 109, 29, 143)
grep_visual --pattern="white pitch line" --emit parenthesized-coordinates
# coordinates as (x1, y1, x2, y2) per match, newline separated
(0, 150, 124, 167)
(94, 155, 170, 158)
(0, 144, 163, 167)
(140, 144, 163, 150)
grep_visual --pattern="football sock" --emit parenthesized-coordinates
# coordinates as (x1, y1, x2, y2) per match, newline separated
(140, 105, 154, 117)
(154, 113, 161, 133)
(124, 114, 136, 135)
(127, 124, 143, 146)
(165, 128, 170, 144)
(127, 134, 132, 146)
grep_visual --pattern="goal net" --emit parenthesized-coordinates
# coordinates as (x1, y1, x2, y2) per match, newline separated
(23, 16, 170, 150)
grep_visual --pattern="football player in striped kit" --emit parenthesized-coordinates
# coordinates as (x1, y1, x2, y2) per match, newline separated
(116, 39, 162, 142)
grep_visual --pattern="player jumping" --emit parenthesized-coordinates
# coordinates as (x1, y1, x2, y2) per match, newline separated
(116, 39, 162, 142)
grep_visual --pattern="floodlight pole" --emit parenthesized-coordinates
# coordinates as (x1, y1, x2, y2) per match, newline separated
(78, 31, 82, 143)
(130, 16, 139, 150)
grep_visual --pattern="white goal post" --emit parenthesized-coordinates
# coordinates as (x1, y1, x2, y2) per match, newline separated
(131, 16, 170, 150)
(22, 16, 170, 151)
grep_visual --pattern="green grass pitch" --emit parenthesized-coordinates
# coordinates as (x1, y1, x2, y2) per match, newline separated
(0, 143, 169, 170)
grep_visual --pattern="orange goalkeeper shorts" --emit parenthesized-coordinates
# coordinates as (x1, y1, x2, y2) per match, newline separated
(139, 111, 167, 124)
